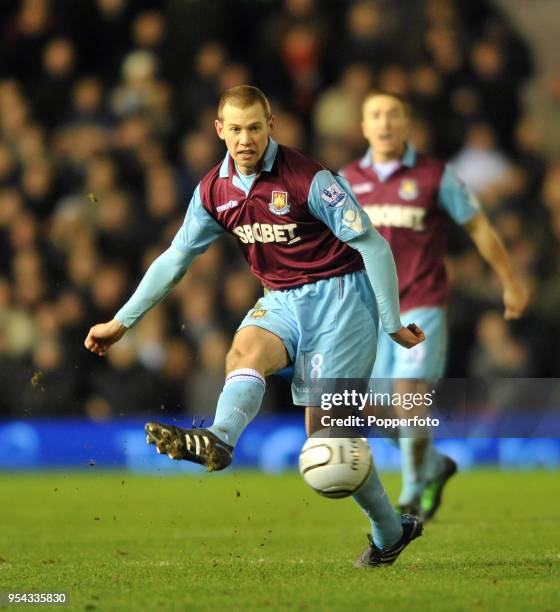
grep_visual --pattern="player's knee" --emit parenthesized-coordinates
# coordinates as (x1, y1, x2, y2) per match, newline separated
(226, 343, 266, 371)
(225, 346, 246, 372)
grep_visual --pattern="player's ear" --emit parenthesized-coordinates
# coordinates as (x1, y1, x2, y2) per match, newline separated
(268, 114, 275, 133)
(215, 119, 225, 140)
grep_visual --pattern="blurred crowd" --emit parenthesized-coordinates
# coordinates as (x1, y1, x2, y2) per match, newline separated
(0, 0, 559, 421)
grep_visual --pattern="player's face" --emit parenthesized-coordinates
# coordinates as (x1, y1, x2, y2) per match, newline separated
(361, 95, 409, 161)
(215, 102, 274, 175)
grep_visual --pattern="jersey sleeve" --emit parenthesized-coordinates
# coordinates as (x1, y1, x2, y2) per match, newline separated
(114, 245, 195, 328)
(347, 229, 402, 334)
(307, 169, 372, 242)
(114, 186, 223, 328)
(437, 164, 481, 225)
(172, 184, 225, 254)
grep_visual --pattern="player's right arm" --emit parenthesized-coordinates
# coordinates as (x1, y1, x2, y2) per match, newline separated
(84, 185, 224, 356)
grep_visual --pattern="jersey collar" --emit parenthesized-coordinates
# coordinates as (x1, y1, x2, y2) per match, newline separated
(219, 138, 279, 178)
(359, 142, 417, 170)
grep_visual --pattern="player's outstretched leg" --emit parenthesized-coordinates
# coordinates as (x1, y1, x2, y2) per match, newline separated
(145, 367, 266, 471)
(146, 326, 287, 470)
(354, 514, 423, 568)
(145, 423, 234, 471)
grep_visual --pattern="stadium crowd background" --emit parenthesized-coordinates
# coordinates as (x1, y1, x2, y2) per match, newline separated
(0, 0, 558, 421)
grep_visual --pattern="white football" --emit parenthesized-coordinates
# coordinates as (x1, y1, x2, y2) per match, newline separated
(299, 431, 373, 498)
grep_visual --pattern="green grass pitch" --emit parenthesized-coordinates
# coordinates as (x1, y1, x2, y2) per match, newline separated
(0, 470, 558, 611)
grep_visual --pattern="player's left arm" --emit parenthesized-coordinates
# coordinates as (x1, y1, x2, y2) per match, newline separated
(307, 170, 424, 349)
(438, 164, 528, 320)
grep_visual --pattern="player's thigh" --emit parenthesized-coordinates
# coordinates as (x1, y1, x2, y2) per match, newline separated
(234, 292, 297, 376)
(392, 307, 448, 380)
(292, 272, 378, 406)
(229, 325, 289, 376)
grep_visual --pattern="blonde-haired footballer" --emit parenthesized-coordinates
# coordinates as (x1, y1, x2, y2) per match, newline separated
(85, 86, 425, 567)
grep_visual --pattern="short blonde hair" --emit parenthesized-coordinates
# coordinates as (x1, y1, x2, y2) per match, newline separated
(217, 85, 272, 121)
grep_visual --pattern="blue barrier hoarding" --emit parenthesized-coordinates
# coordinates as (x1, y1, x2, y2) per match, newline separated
(1, 418, 560, 472)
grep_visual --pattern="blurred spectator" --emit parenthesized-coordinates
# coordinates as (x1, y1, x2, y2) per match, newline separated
(525, 73, 560, 157)
(451, 122, 512, 197)
(159, 337, 194, 414)
(62, 76, 112, 129)
(0, 275, 35, 357)
(179, 281, 219, 344)
(21, 158, 58, 219)
(222, 268, 261, 333)
(18, 335, 78, 417)
(88, 333, 159, 415)
(470, 37, 523, 150)
(178, 41, 227, 130)
(130, 9, 176, 83)
(424, 25, 465, 83)
(31, 37, 78, 129)
(342, 0, 402, 69)
(1, 0, 55, 83)
(89, 262, 128, 321)
(187, 328, 229, 416)
(178, 130, 220, 195)
(272, 109, 305, 150)
(73, 0, 132, 82)
(313, 63, 373, 148)
(111, 50, 173, 137)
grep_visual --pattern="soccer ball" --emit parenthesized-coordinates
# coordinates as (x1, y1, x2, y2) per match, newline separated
(299, 430, 373, 498)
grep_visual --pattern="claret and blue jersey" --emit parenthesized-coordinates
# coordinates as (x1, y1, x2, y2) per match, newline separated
(342, 143, 480, 311)
(172, 138, 372, 290)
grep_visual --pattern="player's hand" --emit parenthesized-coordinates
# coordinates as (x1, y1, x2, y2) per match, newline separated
(84, 319, 128, 357)
(503, 279, 528, 320)
(390, 323, 426, 349)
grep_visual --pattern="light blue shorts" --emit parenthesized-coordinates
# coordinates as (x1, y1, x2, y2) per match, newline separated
(238, 271, 379, 406)
(372, 306, 447, 380)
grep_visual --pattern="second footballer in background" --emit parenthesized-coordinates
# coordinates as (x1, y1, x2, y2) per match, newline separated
(341, 91, 528, 520)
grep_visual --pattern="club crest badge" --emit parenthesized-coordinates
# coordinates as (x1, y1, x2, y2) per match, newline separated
(398, 179, 419, 201)
(269, 191, 289, 215)
(250, 309, 267, 319)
